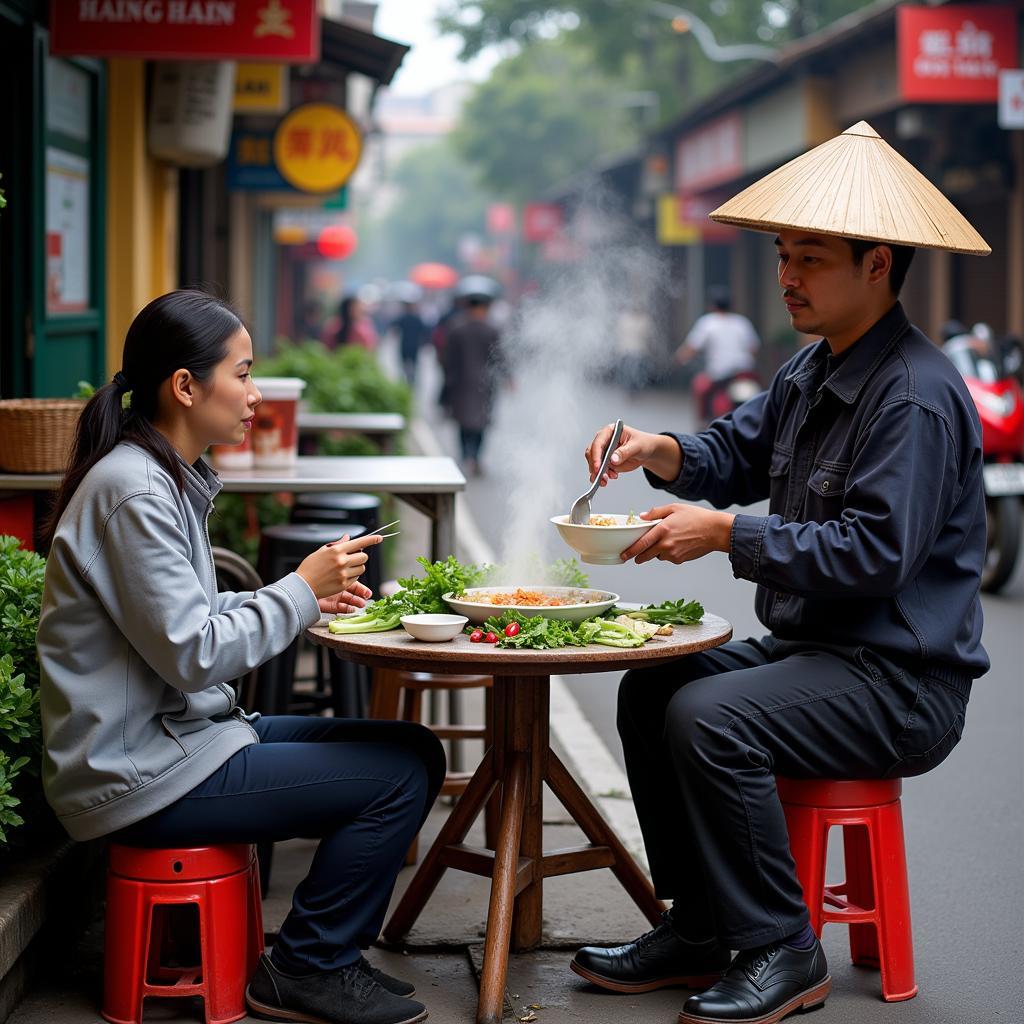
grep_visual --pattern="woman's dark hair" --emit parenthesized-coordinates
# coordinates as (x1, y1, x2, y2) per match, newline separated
(335, 295, 358, 347)
(43, 289, 242, 547)
(844, 239, 916, 297)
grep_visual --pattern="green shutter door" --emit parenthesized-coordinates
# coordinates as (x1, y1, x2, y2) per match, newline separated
(30, 30, 105, 398)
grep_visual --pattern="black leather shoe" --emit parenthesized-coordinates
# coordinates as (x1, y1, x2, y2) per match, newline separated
(571, 912, 730, 993)
(246, 953, 428, 1024)
(679, 939, 830, 1024)
(356, 954, 416, 997)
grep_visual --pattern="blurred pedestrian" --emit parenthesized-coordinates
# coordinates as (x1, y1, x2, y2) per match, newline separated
(443, 294, 502, 476)
(390, 301, 430, 386)
(432, 295, 467, 414)
(674, 289, 760, 420)
(322, 295, 378, 351)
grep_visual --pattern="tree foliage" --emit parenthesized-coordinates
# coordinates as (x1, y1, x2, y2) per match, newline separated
(439, 0, 879, 123)
(452, 38, 641, 203)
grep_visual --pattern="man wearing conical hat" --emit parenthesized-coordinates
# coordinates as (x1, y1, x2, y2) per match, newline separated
(572, 123, 989, 1023)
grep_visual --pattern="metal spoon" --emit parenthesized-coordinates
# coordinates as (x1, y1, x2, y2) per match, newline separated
(569, 419, 624, 524)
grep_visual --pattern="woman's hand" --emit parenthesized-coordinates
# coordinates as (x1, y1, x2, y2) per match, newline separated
(318, 581, 373, 615)
(619, 503, 736, 564)
(586, 423, 658, 484)
(295, 534, 383, 599)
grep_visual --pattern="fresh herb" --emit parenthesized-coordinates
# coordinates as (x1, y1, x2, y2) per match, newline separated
(608, 598, 704, 625)
(329, 556, 486, 634)
(471, 610, 645, 650)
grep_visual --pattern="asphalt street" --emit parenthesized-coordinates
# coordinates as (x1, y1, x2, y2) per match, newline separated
(412, 344, 1024, 1023)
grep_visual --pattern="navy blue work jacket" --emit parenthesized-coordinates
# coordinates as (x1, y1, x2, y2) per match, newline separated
(649, 303, 989, 683)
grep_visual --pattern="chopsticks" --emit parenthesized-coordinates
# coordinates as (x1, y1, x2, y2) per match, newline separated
(327, 519, 401, 546)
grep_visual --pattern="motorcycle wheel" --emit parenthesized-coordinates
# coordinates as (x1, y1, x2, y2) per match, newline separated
(982, 495, 1022, 593)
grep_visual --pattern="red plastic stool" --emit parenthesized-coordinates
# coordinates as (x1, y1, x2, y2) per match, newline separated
(777, 778, 917, 1002)
(102, 844, 264, 1024)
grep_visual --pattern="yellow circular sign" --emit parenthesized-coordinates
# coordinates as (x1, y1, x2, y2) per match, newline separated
(273, 103, 362, 194)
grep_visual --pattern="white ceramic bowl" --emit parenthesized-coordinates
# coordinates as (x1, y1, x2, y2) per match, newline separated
(550, 514, 662, 564)
(400, 613, 469, 642)
(443, 586, 619, 624)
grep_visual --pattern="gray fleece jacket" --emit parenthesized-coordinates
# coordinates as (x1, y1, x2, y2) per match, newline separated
(37, 442, 321, 841)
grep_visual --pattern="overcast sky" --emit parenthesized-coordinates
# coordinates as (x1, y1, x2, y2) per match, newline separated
(374, 1, 501, 95)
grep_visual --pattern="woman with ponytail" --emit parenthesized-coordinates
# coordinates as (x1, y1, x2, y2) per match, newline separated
(37, 290, 441, 1024)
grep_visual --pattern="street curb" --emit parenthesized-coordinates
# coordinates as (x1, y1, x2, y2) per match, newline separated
(410, 416, 649, 871)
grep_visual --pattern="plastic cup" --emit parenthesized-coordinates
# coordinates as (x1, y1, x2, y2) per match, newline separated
(251, 377, 307, 467)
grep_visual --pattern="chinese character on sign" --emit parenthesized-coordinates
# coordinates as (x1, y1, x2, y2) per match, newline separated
(256, 0, 296, 39)
(238, 137, 271, 165)
(954, 21, 992, 58)
(318, 129, 352, 160)
(284, 127, 314, 158)
(919, 30, 952, 58)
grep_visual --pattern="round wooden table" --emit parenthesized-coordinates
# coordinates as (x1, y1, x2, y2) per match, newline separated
(307, 614, 732, 1024)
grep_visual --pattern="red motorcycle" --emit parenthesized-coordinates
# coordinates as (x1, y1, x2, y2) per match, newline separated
(692, 369, 761, 425)
(944, 336, 1024, 592)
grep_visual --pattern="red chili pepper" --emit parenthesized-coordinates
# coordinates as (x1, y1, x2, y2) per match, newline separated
(484, 631, 499, 644)
(469, 629, 485, 643)
(504, 622, 521, 637)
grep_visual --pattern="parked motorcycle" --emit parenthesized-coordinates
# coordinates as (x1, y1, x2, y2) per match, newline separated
(944, 331, 1024, 592)
(692, 369, 762, 425)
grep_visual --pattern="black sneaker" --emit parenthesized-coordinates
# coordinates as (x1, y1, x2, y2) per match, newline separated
(246, 953, 428, 1024)
(356, 954, 416, 997)
(679, 938, 830, 1024)
(571, 912, 730, 994)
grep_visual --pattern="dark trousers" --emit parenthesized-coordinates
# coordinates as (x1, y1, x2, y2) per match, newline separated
(618, 636, 970, 950)
(115, 716, 446, 972)
(459, 427, 484, 463)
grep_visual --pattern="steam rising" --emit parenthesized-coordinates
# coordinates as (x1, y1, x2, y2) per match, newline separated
(489, 192, 668, 584)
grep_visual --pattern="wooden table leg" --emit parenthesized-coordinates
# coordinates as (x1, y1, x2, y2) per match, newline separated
(504, 675, 547, 952)
(477, 752, 528, 1024)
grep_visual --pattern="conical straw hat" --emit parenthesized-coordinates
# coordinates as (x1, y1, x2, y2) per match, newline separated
(709, 122, 990, 255)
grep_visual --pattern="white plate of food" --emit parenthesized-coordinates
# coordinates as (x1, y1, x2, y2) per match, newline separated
(442, 586, 620, 624)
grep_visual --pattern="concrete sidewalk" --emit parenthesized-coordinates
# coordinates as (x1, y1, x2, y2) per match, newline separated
(12, 764, 1009, 1024)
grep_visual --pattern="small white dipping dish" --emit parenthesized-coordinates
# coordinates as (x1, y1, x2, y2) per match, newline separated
(550, 513, 663, 565)
(400, 613, 469, 642)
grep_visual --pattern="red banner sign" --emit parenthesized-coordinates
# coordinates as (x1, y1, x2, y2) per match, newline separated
(50, 0, 320, 63)
(523, 203, 563, 243)
(674, 113, 743, 194)
(897, 5, 1017, 103)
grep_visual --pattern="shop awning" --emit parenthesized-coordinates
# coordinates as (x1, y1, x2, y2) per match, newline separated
(321, 17, 409, 86)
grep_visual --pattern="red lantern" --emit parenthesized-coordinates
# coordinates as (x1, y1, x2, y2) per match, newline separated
(317, 224, 357, 260)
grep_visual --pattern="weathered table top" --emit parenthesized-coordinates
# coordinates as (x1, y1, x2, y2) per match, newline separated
(0, 455, 465, 494)
(306, 613, 733, 676)
(297, 412, 406, 434)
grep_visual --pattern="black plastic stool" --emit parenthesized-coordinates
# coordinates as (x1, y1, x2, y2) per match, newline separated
(292, 492, 381, 530)
(256, 522, 369, 718)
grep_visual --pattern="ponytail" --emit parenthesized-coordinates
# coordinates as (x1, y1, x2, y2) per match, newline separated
(41, 290, 242, 549)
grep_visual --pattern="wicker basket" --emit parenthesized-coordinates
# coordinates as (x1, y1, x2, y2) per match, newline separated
(0, 399, 85, 473)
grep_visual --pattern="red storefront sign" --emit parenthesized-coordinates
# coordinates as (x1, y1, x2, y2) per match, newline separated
(897, 5, 1017, 103)
(50, 0, 320, 63)
(522, 202, 563, 243)
(676, 193, 738, 244)
(674, 113, 743, 195)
